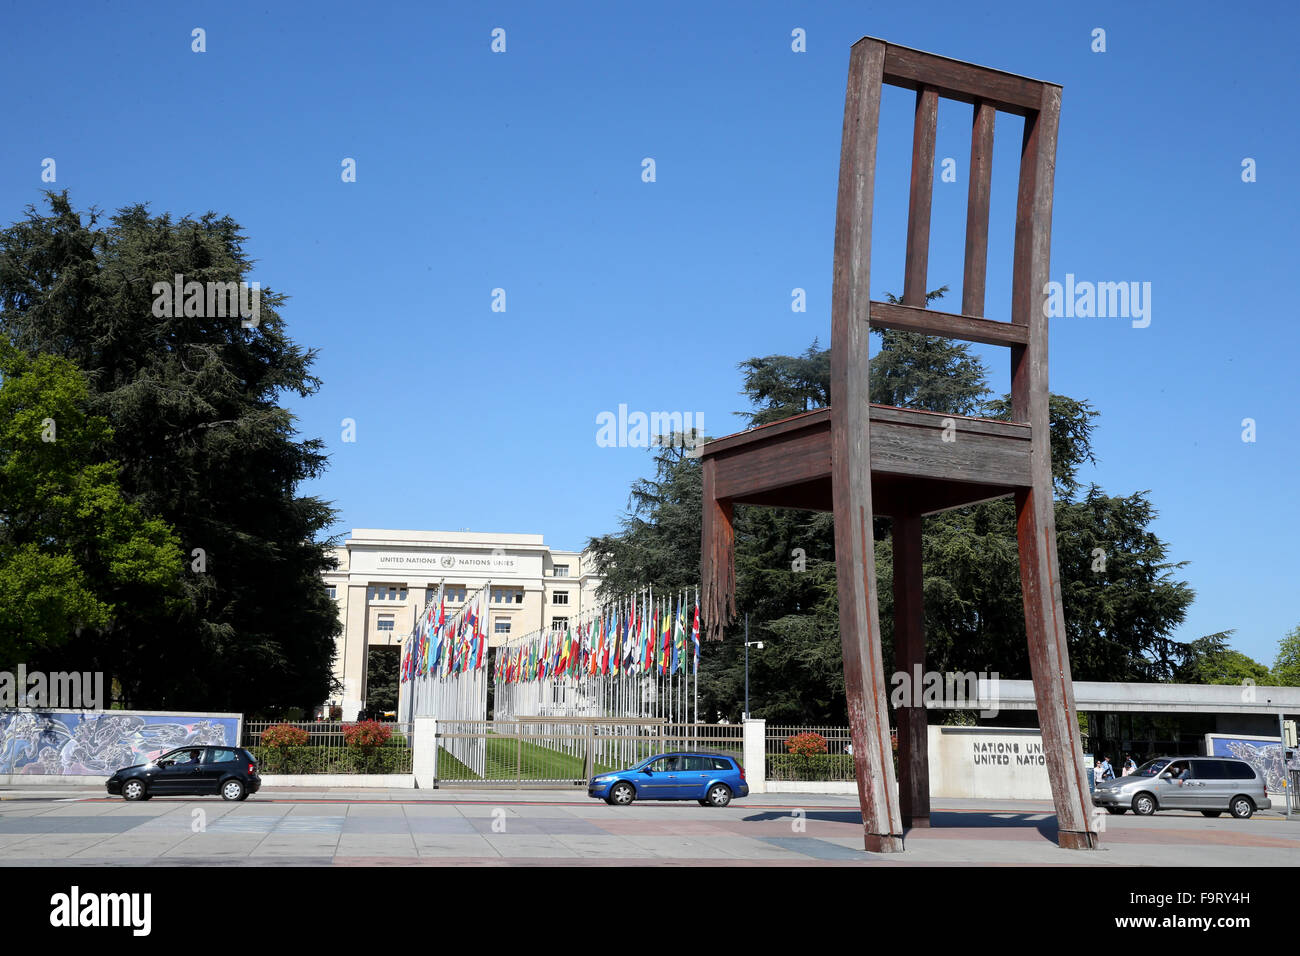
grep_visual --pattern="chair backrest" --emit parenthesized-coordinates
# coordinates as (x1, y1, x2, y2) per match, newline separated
(831, 38, 1062, 429)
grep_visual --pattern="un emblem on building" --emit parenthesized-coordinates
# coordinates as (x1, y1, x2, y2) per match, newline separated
(440, 555, 456, 569)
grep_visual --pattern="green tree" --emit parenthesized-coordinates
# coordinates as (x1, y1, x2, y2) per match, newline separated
(0, 192, 340, 713)
(1272, 625, 1300, 686)
(0, 345, 182, 663)
(1172, 632, 1270, 685)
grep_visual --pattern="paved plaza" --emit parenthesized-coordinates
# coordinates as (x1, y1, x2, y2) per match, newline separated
(1, 785, 1297, 866)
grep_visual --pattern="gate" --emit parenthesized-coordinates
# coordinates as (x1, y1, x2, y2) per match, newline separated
(432, 717, 744, 787)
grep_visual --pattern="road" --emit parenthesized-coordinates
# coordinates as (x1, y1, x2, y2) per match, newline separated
(1, 786, 1297, 866)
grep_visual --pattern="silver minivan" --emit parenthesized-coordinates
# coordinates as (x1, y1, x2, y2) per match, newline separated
(1091, 756, 1271, 819)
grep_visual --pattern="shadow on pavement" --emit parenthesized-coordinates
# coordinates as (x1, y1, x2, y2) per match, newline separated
(742, 809, 1061, 843)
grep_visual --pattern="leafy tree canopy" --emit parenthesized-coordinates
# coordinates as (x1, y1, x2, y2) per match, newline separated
(0, 192, 340, 713)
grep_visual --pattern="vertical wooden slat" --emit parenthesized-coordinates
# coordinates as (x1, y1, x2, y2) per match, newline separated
(892, 512, 930, 828)
(962, 100, 996, 317)
(831, 37, 905, 853)
(1009, 84, 1097, 850)
(903, 86, 939, 307)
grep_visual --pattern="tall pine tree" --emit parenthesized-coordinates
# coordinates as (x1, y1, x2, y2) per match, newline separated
(0, 192, 340, 713)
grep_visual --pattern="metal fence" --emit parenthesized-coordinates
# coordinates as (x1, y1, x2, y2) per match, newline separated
(241, 720, 415, 774)
(433, 718, 744, 787)
(765, 724, 857, 782)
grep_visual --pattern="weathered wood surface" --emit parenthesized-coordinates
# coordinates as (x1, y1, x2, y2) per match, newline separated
(1010, 84, 1096, 849)
(829, 37, 905, 853)
(869, 300, 1028, 348)
(697, 37, 1097, 852)
(882, 40, 1047, 114)
(963, 101, 996, 317)
(699, 456, 735, 643)
(904, 86, 938, 307)
(892, 512, 930, 828)
(706, 404, 1031, 502)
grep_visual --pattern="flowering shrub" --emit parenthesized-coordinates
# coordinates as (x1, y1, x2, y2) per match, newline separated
(261, 724, 309, 750)
(343, 720, 392, 751)
(785, 732, 828, 756)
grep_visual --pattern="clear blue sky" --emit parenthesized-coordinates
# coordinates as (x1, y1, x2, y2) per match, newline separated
(1, 1, 1296, 666)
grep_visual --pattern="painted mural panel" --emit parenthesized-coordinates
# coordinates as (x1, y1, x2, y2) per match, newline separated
(1205, 734, 1294, 792)
(0, 711, 241, 775)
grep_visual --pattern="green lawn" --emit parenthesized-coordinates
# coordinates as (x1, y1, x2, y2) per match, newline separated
(435, 733, 742, 782)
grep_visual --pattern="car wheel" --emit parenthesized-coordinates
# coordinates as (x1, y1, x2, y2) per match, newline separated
(1132, 793, 1156, 816)
(707, 784, 732, 808)
(609, 782, 635, 806)
(122, 779, 146, 801)
(1229, 796, 1254, 819)
(1200, 810, 1222, 817)
(221, 779, 246, 802)
(1105, 807, 1126, 815)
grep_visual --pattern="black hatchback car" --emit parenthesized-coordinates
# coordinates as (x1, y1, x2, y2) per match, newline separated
(106, 746, 261, 801)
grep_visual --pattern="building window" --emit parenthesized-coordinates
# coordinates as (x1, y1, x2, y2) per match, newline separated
(326, 585, 337, 599)
(494, 618, 512, 635)
(552, 591, 569, 606)
(376, 614, 395, 632)
(368, 585, 407, 602)
(444, 586, 466, 603)
(492, 588, 522, 604)
(553, 564, 570, 577)
(551, 617, 569, 629)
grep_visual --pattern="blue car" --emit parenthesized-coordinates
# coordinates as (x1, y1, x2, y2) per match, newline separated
(589, 751, 749, 807)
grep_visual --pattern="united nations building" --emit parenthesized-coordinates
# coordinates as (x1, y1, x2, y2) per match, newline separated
(321, 529, 602, 719)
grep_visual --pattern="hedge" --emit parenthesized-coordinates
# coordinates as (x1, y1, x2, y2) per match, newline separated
(766, 752, 900, 781)
(249, 745, 412, 775)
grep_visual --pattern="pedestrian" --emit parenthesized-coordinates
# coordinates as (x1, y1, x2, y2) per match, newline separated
(1122, 754, 1137, 776)
(1100, 755, 1114, 780)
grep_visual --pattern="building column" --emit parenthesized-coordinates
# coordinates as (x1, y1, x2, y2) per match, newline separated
(341, 584, 368, 720)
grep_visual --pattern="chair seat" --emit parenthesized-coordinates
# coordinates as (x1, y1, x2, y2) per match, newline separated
(699, 404, 1032, 516)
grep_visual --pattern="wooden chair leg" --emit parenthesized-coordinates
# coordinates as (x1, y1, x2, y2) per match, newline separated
(1016, 485, 1099, 849)
(893, 512, 930, 828)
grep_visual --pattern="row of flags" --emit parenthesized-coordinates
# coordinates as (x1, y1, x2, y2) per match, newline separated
(495, 593, 700, 685)
(400, 583, 489, 683)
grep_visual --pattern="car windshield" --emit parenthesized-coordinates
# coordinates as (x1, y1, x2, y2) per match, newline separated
(1132, 759, 1170, 777)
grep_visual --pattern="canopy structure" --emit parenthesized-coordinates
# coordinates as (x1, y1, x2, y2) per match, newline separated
(699, 37, 1098, 852)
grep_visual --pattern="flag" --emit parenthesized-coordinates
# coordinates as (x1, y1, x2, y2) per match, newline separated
(673, 600, 685, 674)
(692, 603, 701, 670)
(627, 609, 640, 675)
(475, 599, 487, 670)
(660, 605, 671, 676)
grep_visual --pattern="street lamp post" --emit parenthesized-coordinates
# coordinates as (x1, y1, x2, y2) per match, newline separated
(743, 613, 764, 720)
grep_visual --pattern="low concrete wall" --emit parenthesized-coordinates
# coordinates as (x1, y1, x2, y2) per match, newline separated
(0, 773, 416, 789)
(0, 774, 104, 787)
(258, 774, 413, 788)
(766, 781, 857, 795)
(928, 725, 1053, 800)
